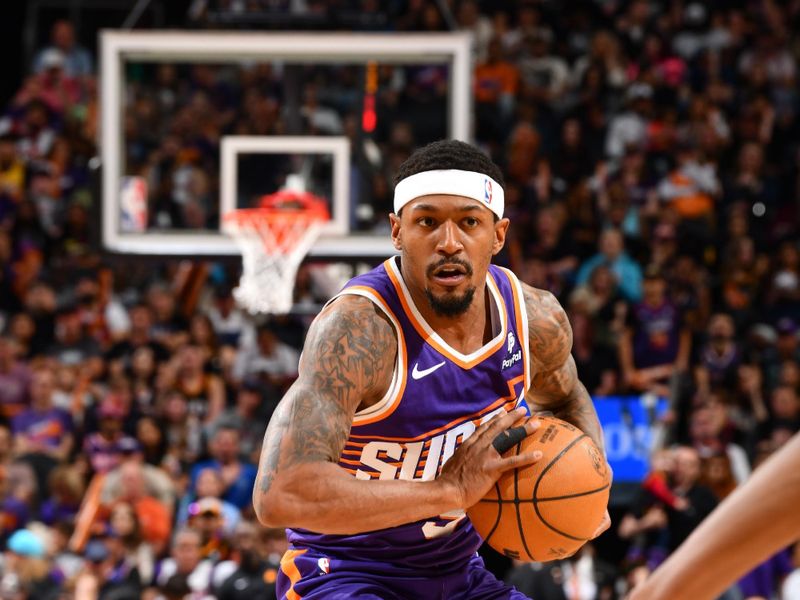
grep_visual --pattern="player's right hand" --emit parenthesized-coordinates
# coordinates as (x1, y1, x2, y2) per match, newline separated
(437, 407, 543, 509)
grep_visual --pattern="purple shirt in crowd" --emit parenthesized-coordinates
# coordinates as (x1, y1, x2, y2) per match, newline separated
(629, 301, 682, 369)
(11, 407, 73, 449)
(83, 432, 138, 474)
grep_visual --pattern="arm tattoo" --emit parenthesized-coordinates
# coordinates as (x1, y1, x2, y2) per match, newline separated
(523, 284, 605, 454)
(256, 297, 396, 495)
(524, 287, 572, 372)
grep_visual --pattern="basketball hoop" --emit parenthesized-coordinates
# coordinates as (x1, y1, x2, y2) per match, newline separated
(222, 190, 330, 314)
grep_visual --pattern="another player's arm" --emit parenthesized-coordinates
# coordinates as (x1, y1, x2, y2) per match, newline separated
(253, 295, 538, 535)
(522, 284, 605, 455)
(628, 431, 800, 600)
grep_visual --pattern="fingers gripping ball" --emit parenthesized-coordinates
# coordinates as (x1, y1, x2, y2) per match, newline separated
(467, 416, 610, 562)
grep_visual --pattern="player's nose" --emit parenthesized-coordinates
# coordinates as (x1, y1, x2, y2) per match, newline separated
(436, 220, 463, 255)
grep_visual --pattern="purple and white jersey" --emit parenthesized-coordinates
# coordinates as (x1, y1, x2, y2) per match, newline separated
(287, 257, 531, 574)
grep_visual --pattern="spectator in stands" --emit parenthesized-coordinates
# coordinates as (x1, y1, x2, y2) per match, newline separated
(605, 83, 652, 161)
(13, 99, 57, 163)
(576, 228, 642, 303)
(695, 313, 741, 394)
(154, 527, 213, 597)
(234, 324, 299, 391)
(206, 379, 272, 462)
(0, 337, 31, 421)
(456, 0, 493, 62)
(1, 460, 38, 538)
(160, 389, 203, 468)
(523, 206, 579, 293)
(619, 446, 717, 558)
(177, 467, 240, 536)
(12, 365, 73, 489)
(474, 38, 519, 143)
(83, 398, 140, 474)
(169, 343, 225, 425)
(0, 527, 60, 599)
(130, 347, 158, 413)
(188, 313, 219, 366)
(186, 497, 230, 562)
(109, 500, 156, 585)
(204, 285, 255, 348)
(658, 138, 720, 257)
(688, 401, 751, 484)
(15, 49, 83, 116)
(107, 303, 170, 372)
(699, 452, 737, 500)
(619, 266, 690, 394)
(518, 30, 570, 109)
(101, 459, 172, 556)
(47, 302, 102, 370)
(39, 464, 83, 526)
(146, 284, 189, 351)
(190, 425, 257, 512)
(32, 20, 93, 78)
(569, 307, 620, 397)
(762, 318, 800, 387)
(212, 520, 281, 600)
(765, 384, 800, 437)
(100, 452, 176, 521)
(20, 281, 57, 356)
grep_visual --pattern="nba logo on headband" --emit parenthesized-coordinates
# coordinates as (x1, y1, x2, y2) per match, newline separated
(484, 179, 493, 204)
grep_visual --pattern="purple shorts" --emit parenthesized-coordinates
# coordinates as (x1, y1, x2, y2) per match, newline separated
(278, 549, 531, 599)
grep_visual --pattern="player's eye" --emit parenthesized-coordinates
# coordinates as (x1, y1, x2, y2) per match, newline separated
(463, 216, 479, 228)
(417, 216, 436, 227)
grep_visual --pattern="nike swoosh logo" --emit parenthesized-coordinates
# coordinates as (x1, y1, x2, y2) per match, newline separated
(411, 361, 446, 380)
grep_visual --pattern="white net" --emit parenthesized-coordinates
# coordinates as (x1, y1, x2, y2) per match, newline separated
(223, 211, 326, 314)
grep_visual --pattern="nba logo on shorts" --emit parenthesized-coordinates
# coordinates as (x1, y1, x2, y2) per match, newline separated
(507, 332, 515, 354)
(317, 557, 330, 575)
(484, 178, 493, 204)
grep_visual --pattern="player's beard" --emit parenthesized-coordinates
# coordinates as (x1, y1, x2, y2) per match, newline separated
(425, 286, 476, 317)
(424, 256, 476, 317)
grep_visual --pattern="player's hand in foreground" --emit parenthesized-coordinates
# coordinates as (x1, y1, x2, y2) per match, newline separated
(438, 407, 543, 509)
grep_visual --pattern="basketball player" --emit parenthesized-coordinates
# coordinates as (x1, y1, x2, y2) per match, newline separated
(254, 140, 610, 599)
(628, 431, 800, 600)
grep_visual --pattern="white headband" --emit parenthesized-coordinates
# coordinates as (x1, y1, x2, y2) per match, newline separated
(394, 169, 505, 219)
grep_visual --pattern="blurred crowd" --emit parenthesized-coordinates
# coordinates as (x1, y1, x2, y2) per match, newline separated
(0, 1, 799, 599)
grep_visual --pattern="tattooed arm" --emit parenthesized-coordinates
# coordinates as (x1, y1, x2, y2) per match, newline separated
(253, 295, 539, 535)
(522, 284, 605, 455)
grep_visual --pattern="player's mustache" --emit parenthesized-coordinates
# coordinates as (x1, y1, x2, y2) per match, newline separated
(426, 257, 473, 277)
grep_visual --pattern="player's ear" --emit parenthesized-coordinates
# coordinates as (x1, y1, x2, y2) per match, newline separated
(492, 217, 510, 255)
(390, 213, 402, 251)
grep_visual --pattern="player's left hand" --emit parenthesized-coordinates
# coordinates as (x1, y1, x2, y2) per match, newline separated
(591, 509, 611, 539)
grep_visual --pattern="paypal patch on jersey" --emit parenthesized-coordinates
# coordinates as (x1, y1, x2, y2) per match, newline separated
(286, 256, 531, 575)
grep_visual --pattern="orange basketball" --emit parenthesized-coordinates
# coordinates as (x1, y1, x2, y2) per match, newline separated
(467, 415, 610, 562)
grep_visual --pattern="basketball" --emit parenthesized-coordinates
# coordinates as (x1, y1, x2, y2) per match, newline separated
(467, 415, 611, 562)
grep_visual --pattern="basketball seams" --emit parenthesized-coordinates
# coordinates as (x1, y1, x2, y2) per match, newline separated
(532, 433, 596, 542)
(512, 441, 535, 561)
(478, 481, 610, 504)
(534, 483, 611, 503)
(483, 481, 504, 544)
